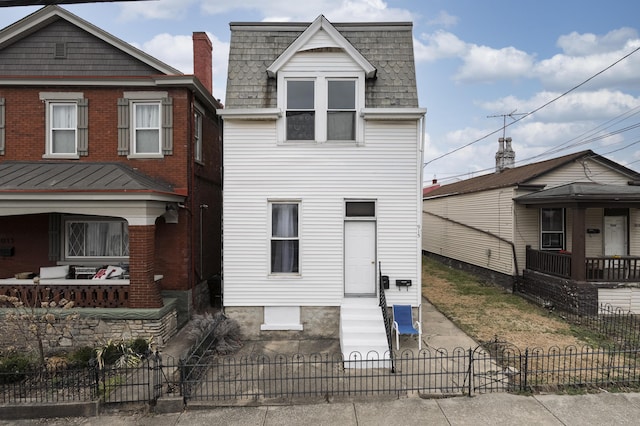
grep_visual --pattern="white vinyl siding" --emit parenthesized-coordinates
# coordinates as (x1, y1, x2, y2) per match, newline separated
(423, 187, 517, 276)
(598, 288, 640, 313)
(527, 159, 632, 187)
(223, 119, 421, 307)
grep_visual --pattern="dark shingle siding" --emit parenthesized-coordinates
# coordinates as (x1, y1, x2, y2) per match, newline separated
(0, 19, 163, 76)
(225, 22, 419, 109)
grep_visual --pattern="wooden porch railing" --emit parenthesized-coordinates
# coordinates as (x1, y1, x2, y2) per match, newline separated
(526, 247, 640, 282)
(526, 247, 571, 279)
(0, 280, 129, 308)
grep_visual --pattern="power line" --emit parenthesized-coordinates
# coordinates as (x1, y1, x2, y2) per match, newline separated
(424, 43, 640, 168)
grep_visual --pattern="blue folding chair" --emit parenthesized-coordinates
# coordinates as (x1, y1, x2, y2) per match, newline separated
(392, 304, 422, 350)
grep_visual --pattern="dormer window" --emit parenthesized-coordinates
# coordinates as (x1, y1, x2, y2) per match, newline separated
(283, 76, 359, 143)
(286, 80, 315, 140)
(327, 80, 355, 140)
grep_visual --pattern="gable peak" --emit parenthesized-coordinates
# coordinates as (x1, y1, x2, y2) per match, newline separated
(266, 15, 376, 78)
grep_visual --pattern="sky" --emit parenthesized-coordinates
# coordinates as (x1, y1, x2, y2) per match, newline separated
(2, 0, 640, 186)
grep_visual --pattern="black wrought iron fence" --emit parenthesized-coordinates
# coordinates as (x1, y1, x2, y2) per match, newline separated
(2, 342, 639, 406)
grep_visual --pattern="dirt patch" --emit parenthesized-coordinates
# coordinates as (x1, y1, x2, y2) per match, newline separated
(423, 258, 585, 350)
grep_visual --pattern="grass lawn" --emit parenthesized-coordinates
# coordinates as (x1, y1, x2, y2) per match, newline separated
(421, 255, 592, 349)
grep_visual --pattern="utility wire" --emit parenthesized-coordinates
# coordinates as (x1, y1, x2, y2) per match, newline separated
(424, 44, 640, 167)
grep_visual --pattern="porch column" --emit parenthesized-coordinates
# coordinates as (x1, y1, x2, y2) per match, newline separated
(571, 207, 586, 281)
(128, 224, 163, 308)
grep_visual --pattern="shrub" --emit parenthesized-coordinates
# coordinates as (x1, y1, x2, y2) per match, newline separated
(0, 354, 35, 384)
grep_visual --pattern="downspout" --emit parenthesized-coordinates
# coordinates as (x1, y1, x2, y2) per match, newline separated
(418, 115, 426, 319)
(422, 210, 520, 288)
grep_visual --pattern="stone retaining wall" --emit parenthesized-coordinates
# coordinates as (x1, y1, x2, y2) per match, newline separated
(0, 299, 178, 355)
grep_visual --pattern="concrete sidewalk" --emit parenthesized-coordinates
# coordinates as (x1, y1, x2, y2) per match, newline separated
(5, 391, 640, 425)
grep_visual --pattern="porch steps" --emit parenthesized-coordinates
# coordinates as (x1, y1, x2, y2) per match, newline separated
(340, 298, 390, 368)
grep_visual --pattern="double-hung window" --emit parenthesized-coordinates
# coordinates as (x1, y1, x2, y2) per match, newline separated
(541, 208, 564, 250)
(270, 202, 299, 274)
(327, 80, 355, 140)
(65, 218, 129, 260)
(40, 92, 88, 158)
(283, 76, 359, 143)
(286, 80, 315, 141)
(50, 102, 77, 155)
(118, 92, 172, 158)
(194, 110, 203, 162)
(133, 102, 161, 155)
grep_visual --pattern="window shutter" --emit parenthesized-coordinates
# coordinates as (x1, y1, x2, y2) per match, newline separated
(77, 98, 88, 156)
(48, 213, 61, 261)
(117, 98, 130, 155)
(162, 97, 173, 155)
(0, 98, 5, 155)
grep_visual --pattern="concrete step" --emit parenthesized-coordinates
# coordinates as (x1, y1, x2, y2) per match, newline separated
(340, 298, 391, 368)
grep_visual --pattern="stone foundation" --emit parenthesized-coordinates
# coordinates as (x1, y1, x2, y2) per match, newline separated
(0, 298, 178, 355)
(224, 306, 340, 340)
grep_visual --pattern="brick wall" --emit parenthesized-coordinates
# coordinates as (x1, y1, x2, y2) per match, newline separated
(128, 225, 163, 308)
(0, 214, 51, 278)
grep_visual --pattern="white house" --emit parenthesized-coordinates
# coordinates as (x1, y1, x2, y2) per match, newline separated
(423, 146, 640, 314)
(218, 16, 426, 357)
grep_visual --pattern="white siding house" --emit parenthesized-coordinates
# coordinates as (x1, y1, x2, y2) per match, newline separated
(219, 16, 426, 354)
(423, 149, 640, 313)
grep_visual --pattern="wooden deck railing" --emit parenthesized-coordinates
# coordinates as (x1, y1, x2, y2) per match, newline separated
(526, 247, 640, 282)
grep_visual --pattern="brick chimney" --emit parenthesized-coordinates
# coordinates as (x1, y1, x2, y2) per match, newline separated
(193, 32, 212, 94)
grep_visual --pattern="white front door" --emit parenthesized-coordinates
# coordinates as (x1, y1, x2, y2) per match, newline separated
(604, 216, 627, 256)
(344, 221, 376, 296)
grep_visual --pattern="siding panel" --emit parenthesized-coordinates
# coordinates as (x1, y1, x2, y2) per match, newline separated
(224, 120, 421, 307)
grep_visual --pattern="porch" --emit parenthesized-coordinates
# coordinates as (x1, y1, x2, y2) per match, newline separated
(525, 247, 640, 282)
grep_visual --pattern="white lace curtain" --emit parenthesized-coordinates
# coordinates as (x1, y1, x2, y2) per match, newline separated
(51, 104, 76, 153)
(135, 103, 160, 153)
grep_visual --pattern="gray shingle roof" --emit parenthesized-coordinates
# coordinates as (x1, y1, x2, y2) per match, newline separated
(225, 21, 419, 109)
(0, 161, 176, 193)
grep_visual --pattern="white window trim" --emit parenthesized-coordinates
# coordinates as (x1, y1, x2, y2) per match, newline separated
(268, 200, 302, 277)
(194, 108, 203, 164)
(129, 101, 163, 158)
(63, 216, 129, 262)
(344, 199, 377, 221)
(40, 92, 83, 159)
(277, 72, 364, 145)
(124, 91, 168, 159)
(540, 208, 565, 251)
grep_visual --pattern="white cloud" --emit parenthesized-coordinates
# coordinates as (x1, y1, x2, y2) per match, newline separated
(416, 30, 534, 83)
(455, 45, 535, 83)
(131, 32, 230, 101)
(558, 27, 638, 56)
(416, 30, 467, 62)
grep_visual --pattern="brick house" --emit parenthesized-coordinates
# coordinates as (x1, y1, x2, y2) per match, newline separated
(0, 6, 222, 345)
